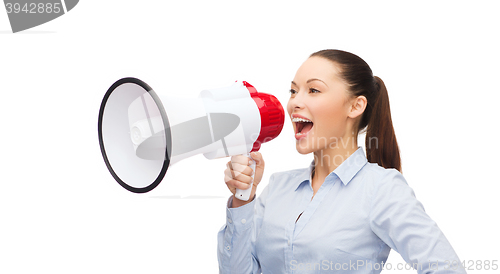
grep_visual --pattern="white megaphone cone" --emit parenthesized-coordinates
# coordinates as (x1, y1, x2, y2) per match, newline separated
(98, 77, 284, 200)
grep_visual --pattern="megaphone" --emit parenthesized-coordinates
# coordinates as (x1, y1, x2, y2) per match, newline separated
(98, 77, 284, 200)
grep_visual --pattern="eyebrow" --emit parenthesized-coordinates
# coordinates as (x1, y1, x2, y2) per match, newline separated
(291, 78, 328, 87)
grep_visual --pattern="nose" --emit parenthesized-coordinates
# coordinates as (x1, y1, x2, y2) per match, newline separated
(288, 92, 306, 112)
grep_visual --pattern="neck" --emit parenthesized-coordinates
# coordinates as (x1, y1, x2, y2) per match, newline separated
(312, 134, 358, 187)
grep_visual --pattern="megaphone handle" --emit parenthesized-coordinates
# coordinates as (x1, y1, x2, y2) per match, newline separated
(235, 152, 256, 201)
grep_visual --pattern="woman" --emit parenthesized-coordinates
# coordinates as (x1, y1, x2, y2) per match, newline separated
(218, 49, 465, 273)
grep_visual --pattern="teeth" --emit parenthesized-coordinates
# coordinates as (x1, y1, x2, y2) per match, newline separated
(292, 117, 312, 123)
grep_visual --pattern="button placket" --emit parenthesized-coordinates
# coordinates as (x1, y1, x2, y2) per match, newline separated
(284, 184, 313, 271)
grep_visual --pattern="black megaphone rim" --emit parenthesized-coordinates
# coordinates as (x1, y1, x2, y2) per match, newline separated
(97, 77, 171, 193)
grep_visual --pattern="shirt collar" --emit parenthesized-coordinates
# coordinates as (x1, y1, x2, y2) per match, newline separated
(294, 147, 368, 191)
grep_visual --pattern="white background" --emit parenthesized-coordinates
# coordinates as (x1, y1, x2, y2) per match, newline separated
(1, 1, 499, 273)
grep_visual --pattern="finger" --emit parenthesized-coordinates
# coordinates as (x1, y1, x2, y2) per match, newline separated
(225, 169, 253, 184)
(225, 163, 235, 179)
(224, 168, 235, 180)
(225, 175, 252, 190)
(231, 155, 254, 166)
(229, 180, 252, 190)
(228, 162, 254, 176)
(224, 175, 236, 189)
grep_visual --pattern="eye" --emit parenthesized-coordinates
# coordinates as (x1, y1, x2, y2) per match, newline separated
(309, 88, 321, 93)
(289, 89, 297, 95)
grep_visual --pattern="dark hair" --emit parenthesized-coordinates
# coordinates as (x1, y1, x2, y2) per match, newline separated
(310, 49, 401, 172)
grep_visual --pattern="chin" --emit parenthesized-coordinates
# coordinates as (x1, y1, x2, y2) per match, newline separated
(295, 143, 313, 155)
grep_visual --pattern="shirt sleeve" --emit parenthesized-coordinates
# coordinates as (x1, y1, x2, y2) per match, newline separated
(217, 176, 271, 274)
(369, 169, 467, 274)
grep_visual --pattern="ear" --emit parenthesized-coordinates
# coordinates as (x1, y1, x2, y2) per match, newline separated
(348, 95, 367, 119)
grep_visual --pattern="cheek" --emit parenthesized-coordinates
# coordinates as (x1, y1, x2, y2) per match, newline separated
(313, 101, 348, 132)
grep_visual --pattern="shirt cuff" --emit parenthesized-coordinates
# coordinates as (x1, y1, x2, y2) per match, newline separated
(225, 195, 256, 232)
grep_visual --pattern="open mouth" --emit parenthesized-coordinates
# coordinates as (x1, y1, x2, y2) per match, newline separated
(292, 117, 314, 137)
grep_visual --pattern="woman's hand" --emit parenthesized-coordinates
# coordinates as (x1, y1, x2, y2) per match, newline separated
(224, 152, 265, 207)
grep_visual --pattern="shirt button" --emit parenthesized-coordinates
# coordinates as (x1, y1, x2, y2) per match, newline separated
(241, 219, 246, 224)
(228, 218, 232, 224)
(226, 245, 230, 251)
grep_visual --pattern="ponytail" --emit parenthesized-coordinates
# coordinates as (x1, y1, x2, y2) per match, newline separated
(310, 49, 402, 172)
(366, 77, 401, 172)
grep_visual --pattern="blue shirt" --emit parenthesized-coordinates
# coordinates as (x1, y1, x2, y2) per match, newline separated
(217, 147, 465, 273)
